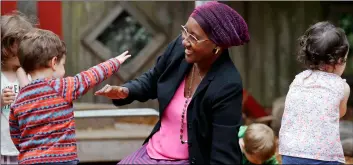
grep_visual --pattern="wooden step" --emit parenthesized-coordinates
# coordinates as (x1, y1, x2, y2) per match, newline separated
(76, 124, 154, 162)
(73, 107, 159, 162)
(76, 123, 154, 140)
(74, 108, 159, 130)
(73, 102, 118, 110)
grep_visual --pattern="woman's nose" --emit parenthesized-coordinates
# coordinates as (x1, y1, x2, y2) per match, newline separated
(182, 38, 191, 48)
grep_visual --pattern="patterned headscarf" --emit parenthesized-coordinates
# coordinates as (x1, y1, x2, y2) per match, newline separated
(191, 1, 250, 48)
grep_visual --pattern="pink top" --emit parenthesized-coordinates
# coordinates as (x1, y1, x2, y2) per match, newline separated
(146, 78, 189, 160)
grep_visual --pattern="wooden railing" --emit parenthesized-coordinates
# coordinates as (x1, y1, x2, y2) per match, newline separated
(73, 103, 159, 162)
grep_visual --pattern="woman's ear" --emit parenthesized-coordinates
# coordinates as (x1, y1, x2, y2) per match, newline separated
(50, 56, 58, 71)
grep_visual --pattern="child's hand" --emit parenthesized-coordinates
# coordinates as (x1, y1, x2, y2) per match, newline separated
(1, 87, 16, 106)
(115, 51, 131, 64)
(339, 82, 350, 118)
(95, 84, 129, 99)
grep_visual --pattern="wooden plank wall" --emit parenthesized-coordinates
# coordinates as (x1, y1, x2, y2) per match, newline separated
(62, 1, 194, 110)
(228, 1, 323, 106)
(62, 1, 117, 104)
(63, 1, 323, 109)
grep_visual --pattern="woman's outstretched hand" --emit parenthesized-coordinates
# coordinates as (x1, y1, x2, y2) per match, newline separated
(95, 84, 129, 99)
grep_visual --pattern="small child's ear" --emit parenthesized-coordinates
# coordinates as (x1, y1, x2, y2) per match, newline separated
(49, 57, 58, 71)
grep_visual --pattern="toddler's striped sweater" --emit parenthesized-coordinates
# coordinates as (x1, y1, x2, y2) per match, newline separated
(9, 58, 120, 164)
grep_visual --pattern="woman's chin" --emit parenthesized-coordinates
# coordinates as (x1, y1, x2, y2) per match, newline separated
(185, 54, 195, 63)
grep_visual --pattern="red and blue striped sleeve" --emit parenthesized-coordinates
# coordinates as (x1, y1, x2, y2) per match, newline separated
(9, 107, 21, 150)
(49, 58, 121, 102)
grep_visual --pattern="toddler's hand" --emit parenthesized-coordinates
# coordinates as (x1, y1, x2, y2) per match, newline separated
(115, 51, 131, 65)
(1, 87, 16, 106)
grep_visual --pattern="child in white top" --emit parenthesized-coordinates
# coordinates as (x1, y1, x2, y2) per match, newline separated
(1, 11, 33, 164)
(279, 21, 350, 164)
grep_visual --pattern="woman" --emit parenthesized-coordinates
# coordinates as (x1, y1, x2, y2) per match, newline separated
(95, 1, 250, 164)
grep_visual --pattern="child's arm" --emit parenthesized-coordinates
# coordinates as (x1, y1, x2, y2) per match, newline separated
(9, 107, 21, 151)
(339, 82, 350, 118)
(16, 67, 30, 88)
(49, 51, 130, 102)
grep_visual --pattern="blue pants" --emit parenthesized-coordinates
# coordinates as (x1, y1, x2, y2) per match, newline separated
(35, 160, 79, 165)
(282, 155, 342, 165)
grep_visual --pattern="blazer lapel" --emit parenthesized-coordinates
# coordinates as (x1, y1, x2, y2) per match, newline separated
(192, 50, 229, 100)
(159, 58, 191, 114)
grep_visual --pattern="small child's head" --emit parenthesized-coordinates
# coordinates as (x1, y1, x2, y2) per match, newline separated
(298, 21, 349, 76)
(18, 28, 67, 78)
(1, 11, 34, 70)
(242, 123, 276, 164)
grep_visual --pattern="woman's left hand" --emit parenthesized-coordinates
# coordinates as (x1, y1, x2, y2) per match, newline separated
(95, 84, 129, 99)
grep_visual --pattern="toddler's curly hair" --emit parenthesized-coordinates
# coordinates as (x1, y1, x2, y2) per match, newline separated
(297, 21, 349, 70)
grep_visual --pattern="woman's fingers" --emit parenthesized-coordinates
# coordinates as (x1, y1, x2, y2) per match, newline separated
(104, 86, 113, 93)
(95, 84, 110, 95)
(116, 87, 129, 99)
(95, 85, 128, 99)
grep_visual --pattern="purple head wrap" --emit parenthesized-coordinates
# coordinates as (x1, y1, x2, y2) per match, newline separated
(191, 1, 250, 48)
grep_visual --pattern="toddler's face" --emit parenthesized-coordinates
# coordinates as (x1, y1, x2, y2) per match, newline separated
(52, 55, 66, 78)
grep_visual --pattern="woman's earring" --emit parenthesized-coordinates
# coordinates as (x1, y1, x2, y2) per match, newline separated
(213, 47, 220, 55)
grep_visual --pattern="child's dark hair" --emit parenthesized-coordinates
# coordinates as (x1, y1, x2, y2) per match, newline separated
(18, 28, 66, 73)
(297, 21, 349, 70)
(1, 11, 35, 64)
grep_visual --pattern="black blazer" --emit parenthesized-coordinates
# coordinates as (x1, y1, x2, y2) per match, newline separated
(113, 35, 243, 164)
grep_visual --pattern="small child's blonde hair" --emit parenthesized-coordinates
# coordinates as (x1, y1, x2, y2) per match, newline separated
(243, 123, 276, 162)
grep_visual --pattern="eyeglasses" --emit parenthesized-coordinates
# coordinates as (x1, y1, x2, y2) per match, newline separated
(181, 25, 208, 45)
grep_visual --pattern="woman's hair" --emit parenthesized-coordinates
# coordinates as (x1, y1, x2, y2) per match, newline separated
(1, 11, 36, 64)
(297, 21, 349, 70)
(243, 123, 276, 163)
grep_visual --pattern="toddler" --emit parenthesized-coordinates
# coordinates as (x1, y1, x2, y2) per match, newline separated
(279, 21, 350, 164)
(9, 28, 131, 165)
(238, 123, 278, 164)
